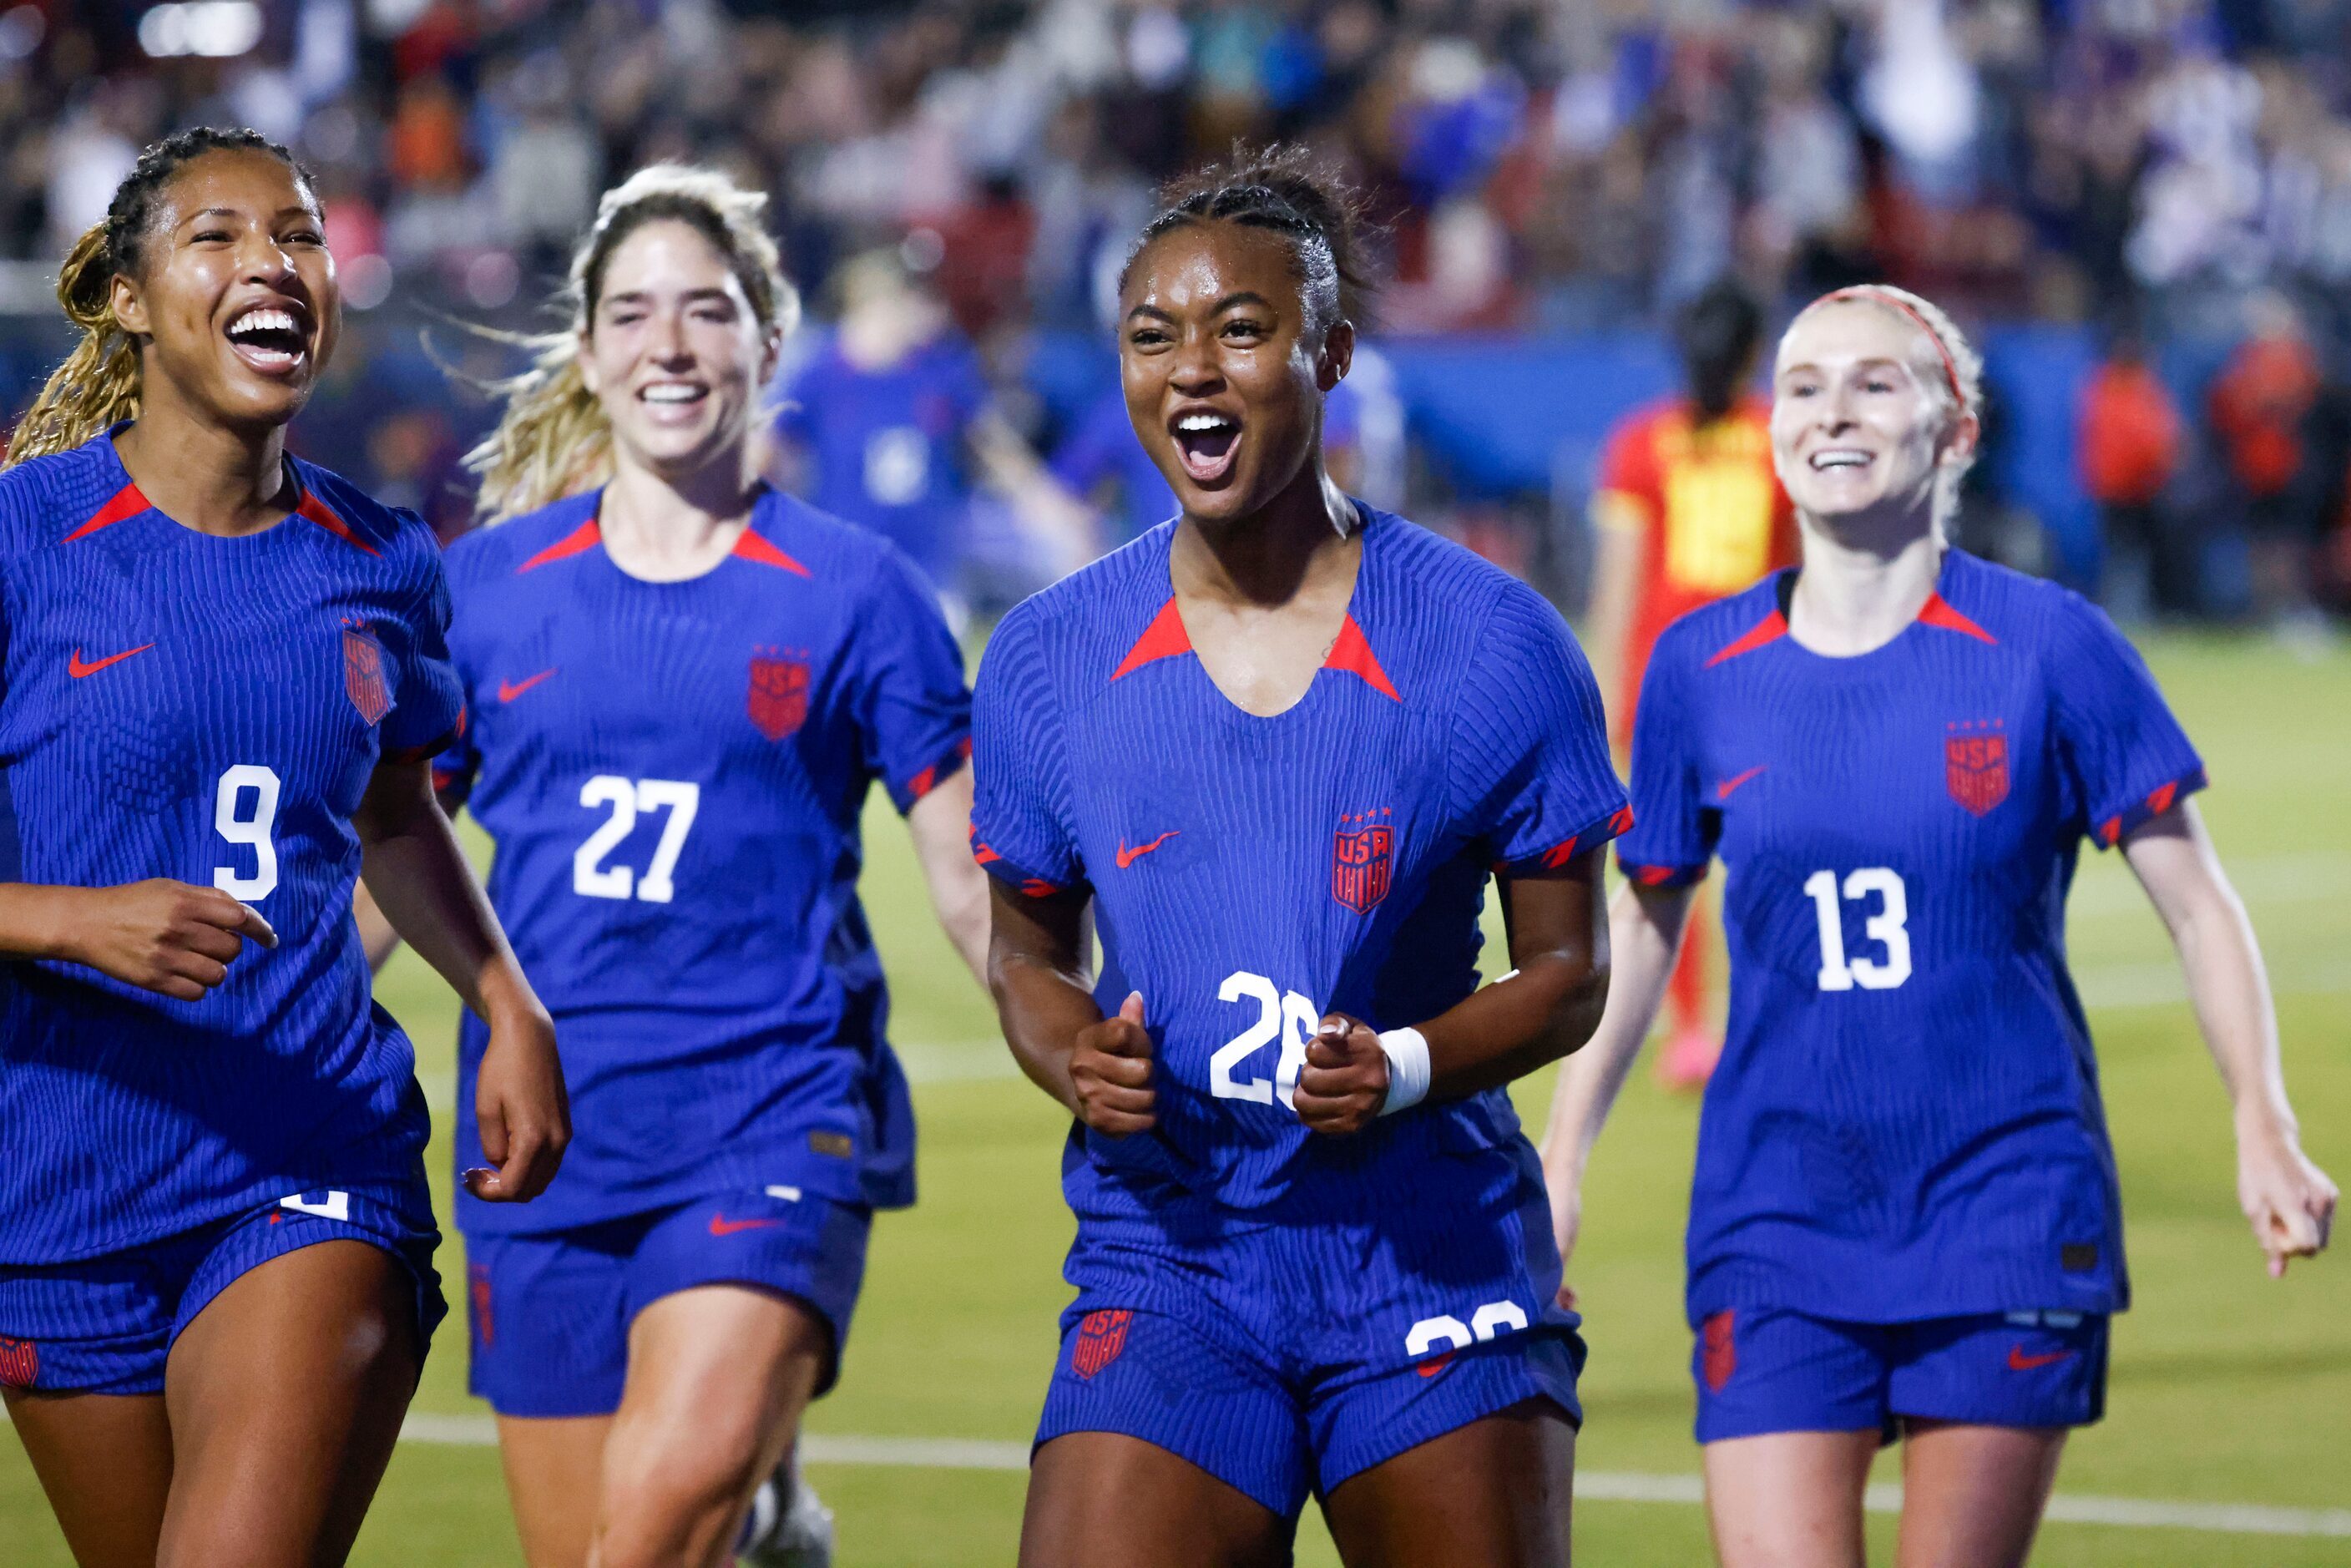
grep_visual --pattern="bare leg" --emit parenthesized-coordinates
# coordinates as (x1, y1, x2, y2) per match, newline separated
(1702, 1429, 1878, 1568)
(1893, 1420, 2065, 1568)
(1020, 1432, 1294, 1568)
(588, 1286, 827, 1568)
(1322, 1397, 1574, 1568)
(495, 1415, 612, 1568)
(156, 1238, 421, 1568)
(3, 1387, 174, 1567)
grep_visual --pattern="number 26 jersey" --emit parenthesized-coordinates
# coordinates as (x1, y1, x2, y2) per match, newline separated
(1617, 550, 2206, 1325)
(971, 507, 1628, 1222)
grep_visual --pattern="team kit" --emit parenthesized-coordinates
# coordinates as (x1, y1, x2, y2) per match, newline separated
(0, 128, 2333, 1568)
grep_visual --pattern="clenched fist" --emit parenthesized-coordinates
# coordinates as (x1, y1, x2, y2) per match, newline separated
(1071, 991, 1156, 1136)
(1296, 1013, 1388, 1136)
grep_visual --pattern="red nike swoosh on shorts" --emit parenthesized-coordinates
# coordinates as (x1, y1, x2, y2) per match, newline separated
(498, 669, 556, 703)
(708, 1214, 781, 1237)
(2008, 1345, 2075, 1371)
(68, 644, 154, 677)
(1116, 830, 1180, 869)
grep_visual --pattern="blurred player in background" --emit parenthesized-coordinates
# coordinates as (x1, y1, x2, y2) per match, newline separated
(1542, 286, 2336, 1568)
(1584, 281, 1796, 1091)
(976, 151, 1618, 1568)
(765, 246, 1094, 624)
(0, 128, 566, 1567)
(362, 166, 988, 1568)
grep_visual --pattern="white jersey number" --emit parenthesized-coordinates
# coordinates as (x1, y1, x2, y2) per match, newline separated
(1406, 1300, 1531, 1358)
(573, 776, 701, 903)
(213, 764, 281, 901)
(1804, 867, 1912, 991)
(1210, 970, 1321, 1112)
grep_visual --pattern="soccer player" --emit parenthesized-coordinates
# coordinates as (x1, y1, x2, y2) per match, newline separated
(1540, 285, 2337, 1568)
(974, 150, 1622, 1568)
(0, 128, 567, 1566)
(380, 165, 988, 1568)
(1582, 281, 1796, 1091)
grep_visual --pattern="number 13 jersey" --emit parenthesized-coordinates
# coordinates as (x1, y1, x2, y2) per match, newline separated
(0, 434, 463, 1263)
(1617, 550, 2207, 1326)
(971, 508, 1628, 1222)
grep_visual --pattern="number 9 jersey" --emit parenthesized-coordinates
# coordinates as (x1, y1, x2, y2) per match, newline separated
(1616, 551, 2207, 1330)
(0, 433, 463, 1265)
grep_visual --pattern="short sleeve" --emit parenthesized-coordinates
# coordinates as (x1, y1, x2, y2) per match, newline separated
(1614, 630, 1716, 886)
(431, 704, 480, 810)
(968, 605, 1083, 895)
(848, 548, 974, 813)
(1452, 584, 1630, 875)
(381, 541, 466, 760)
(2045, 594, 2206, 848)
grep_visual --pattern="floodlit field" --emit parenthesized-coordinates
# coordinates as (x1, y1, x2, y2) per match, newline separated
(4, 632, 2346, 1566)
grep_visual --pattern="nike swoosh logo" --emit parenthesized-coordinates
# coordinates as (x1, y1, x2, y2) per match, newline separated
(68, 644, 154, 678)
(1115, 830, 1181, 869)
(2008, 1346, 2075, 1371)
(708, 1214, 781, 1237)
(498, 669, 556, 703)
(1716, 765, 1767, 801)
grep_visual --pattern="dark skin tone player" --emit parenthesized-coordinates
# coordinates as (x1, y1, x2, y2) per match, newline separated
(988, 205, 1606, 1567)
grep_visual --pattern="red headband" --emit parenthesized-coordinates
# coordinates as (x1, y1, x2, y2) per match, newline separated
(1825, 286, 1964, 406)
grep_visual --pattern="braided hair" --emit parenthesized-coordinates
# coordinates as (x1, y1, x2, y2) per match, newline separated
(1120, 146, 1373, 339)
(4, 127, 316, 469)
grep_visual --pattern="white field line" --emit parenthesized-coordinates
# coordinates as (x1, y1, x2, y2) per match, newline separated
(8, 1406, 2346, 1537)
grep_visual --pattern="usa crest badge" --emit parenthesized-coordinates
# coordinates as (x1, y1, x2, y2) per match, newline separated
(0, 1335, 37, 1388)
(748, 649, 811, 741)
(343, 625, 392, 726)
(1071, 1309, 1131, 1379)
(1332, 810, 1394, 913)
(1945, 721, 2008, 816)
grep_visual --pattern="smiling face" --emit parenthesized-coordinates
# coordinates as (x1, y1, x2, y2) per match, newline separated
(578, 219, 780, 482)
(1119, 220, 1350, 526)
(1770, 298, 1975, 534)
(108, 148, 336, 431)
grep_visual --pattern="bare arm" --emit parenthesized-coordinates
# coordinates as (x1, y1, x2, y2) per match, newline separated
(0, 881, 276, 999)
(1537, 876, 1697, 1298)
(969, 407, 1100, 577)
(1584, 509, 1642, 715)
(1292, 847, 1613, 1135)
(2122, 801, 2336, 1275)
(986, 878, 1155, 1132)
(354, 755, 569, 1203)
(354, 880, 401, 973)
(905, 764, 990, 989)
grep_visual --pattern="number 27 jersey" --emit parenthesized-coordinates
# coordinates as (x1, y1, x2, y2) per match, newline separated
(972, 508, 1628, 1220)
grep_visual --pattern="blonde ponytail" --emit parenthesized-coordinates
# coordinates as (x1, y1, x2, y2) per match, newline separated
(465, 164, 797, 524)
(3, 223, 144, 469)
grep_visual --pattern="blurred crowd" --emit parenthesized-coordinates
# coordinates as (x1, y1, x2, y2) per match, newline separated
(5, 0, 2351, 624)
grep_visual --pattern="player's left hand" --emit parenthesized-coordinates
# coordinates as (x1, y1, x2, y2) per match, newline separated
(468, 997, 570, 1203)
(1296, 1013, 1387, 1137)
(2237, 1118, 2337, 1277)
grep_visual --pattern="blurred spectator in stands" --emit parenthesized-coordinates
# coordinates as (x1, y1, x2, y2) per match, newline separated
(2208, 291, 2328, 635)
(2078, 322, 2190, 618)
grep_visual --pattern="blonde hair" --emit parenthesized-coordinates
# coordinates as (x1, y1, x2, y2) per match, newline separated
(1787, 283, 1984, 524)
(6, 127, 311, 469)
(465, 164, 799, 523)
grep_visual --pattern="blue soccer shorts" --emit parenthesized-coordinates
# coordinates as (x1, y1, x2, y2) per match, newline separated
(1691, 1305, 2111, 1444)
(463, 1188, 872, 1419)
(0, 1183, 443, 1396)
(1035, 1196, 1585, 1520)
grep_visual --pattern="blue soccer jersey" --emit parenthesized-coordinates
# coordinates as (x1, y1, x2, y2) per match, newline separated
(0, 432, 463, 1264)
(434, 488, 970, 1234)
(970, 507, 1630, 1222)
(1618, 550, 2206, 1326)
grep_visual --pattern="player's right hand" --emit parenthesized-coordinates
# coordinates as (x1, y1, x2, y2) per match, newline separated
(58, 880, 278, 1001)
(1551, 1179, 1582, 1310)
(1070, 991, 1155, 1136)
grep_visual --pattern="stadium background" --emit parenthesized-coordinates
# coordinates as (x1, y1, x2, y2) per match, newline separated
(0, 0, 2347, 1562)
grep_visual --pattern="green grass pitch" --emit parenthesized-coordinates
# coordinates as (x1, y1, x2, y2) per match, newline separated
(3, 631, 2346, 1565)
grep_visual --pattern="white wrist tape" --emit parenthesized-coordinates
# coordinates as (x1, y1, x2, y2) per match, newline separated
(1377, 1026, 1431, 1115)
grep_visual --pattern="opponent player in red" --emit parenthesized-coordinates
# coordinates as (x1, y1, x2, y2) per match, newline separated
(0, 129, 567, 1567)
(976, 152, 1620, 1568)
(366, 165, 988, 1568)
(1542, 285, 2336, 1567)
(1580, 281, 1796, 1091)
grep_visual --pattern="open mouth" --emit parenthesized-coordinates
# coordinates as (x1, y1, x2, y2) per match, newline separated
(1170, 409, 1241, 483)
(224, 305, 309, 376)
(1808, 448, 1873, 473)
(638, 382, 710, 422)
